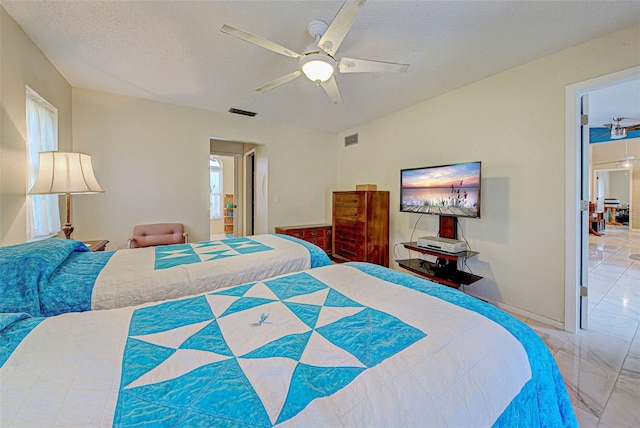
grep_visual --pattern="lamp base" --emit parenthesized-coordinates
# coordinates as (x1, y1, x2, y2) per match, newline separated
(63, 223, 74, 239)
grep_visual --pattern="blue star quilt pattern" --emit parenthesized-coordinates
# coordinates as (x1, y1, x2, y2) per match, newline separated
(154, 237, 274, 270)
(114, 272, 426, 426)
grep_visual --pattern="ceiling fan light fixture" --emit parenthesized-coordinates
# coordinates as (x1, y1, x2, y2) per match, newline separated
(610, 124, 627, 139)
(300, 53, 335, 83)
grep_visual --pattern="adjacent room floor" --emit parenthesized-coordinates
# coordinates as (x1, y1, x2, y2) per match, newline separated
(517, 225, 639, 427)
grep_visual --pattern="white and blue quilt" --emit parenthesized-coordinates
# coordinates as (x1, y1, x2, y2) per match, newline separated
(0, 234, 330, 317)
(0, 263, 577, 427)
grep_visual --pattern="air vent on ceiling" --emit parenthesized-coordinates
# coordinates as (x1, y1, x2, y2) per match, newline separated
(228, 108, 257, 117)
(345, 133, 358, 147)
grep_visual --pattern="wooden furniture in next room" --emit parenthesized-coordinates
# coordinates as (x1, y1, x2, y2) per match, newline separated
(224, 194, 234, 235)
(332, 190, 389, 267)
(589, 202, 604, 236)
(275, 224, 332, 255)
(82, 240, 109, 252)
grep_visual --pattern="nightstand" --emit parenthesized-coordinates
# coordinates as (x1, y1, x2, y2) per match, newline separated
(83, 240, 109, 252)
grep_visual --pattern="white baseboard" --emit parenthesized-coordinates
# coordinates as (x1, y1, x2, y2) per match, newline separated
(465, 291, 565, 330)
(392, 265, 566, 330)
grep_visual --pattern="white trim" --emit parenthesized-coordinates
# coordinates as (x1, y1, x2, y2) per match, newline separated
(564, 66, 640, 333)
(467, 292, 565, 329)
(243, 148, 256, 236)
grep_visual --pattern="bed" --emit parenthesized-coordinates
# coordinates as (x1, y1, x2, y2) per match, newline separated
(0, 234, 331, 317)
(0, 262, 577, 427)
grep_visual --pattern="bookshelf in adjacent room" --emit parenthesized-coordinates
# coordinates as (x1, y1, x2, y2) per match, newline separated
(223, 194, 234, 235)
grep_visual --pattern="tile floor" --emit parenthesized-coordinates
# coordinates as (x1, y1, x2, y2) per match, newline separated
(516, 225, 640, 427)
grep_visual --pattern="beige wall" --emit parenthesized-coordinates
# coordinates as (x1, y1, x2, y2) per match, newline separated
(0, 8, 72, 245)
(592, 138, 640, 229)
(335, 24, 640, 325)
(71, 87, 336, 249)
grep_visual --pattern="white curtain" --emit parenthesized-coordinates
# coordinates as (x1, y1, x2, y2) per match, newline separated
(26, 89, 60, 241)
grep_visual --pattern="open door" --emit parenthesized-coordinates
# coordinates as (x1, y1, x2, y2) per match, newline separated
(579, 94, 590, 329)
(244, 150, 255, 236)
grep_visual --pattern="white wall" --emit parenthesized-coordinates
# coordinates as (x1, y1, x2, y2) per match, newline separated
(0, 8, 72, 245)
(71, 88, 336, 249)
(608, 170, 630, 206)
(335, 23, 640, 325)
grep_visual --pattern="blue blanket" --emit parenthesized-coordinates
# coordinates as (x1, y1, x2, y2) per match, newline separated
(0, 239, 98, 316)
(2, 235, 330, 317)
(0, 313, 43, 367)
(41, 250, 115, 316)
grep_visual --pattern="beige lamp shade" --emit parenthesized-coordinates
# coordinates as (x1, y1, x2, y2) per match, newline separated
(28, 152, 104, 195)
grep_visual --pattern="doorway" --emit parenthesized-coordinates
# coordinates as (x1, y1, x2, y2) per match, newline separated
(210, 138, 268, 238)
(244, 150, 255, 236)
(209, 154, 236, 239)
(593, 168, 632, 229)
(565, 66, 640, 333)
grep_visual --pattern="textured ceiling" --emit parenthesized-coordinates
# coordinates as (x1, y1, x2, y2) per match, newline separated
(3, 0, 640, 133)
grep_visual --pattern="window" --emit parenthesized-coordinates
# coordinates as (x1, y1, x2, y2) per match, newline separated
(26, 87, 60, 241)
(210, 156, 222, 219)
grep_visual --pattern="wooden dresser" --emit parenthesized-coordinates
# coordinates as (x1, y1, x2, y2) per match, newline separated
(332, 190, 389, 267)
(275, 224, 332, 255)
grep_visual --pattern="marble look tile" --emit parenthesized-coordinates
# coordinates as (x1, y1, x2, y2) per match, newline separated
(597, 386, 640, 428)
(574, 406, 599, 428)
(560, 329, 630, 372)
(616, 367, 640, 397)
(623, 264, 640, 279)
(590, 267, 626, 283)
(523, 319, 571, 354)
(594, 296, 640, 321)
(588, 311, 639, 342)
(543, 226, 639, 426)
(553, 349, 618, 418)
(599, 259, 632, 271)
(629, 335, 640, 354)
(606, 279, 640, 302)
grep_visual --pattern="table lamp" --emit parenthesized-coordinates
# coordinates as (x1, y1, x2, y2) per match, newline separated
(28, 151, 104, 239)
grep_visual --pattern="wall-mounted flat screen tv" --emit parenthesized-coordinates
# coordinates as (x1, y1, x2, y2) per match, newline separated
(400, 161, 481, 218)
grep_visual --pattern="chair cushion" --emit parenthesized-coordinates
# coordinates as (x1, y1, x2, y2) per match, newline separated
(131, 223, 185, 248)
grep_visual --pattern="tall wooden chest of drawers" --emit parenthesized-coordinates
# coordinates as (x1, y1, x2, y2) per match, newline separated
(274, 224, 332, 255)
(332, 190, 389, 267)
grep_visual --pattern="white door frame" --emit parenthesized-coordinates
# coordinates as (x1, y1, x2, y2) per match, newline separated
(564, 65, 640, 333)
(243, 149, 256, 236)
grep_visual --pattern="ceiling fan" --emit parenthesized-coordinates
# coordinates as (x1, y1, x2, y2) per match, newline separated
(220, 0, 409, 104)
(597, 117, 640, 140)
(595, 139, 639, 168)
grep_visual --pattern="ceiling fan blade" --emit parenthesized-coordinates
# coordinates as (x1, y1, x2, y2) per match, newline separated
(317, 0, 366, 56)
(626, 123, 640, 130)
(338, 57, 409, 73)
(255, 70, 302, 93)
(221, 24, 301, 59)
(594, 160, 617, 165)
(320, 76, 343, 104)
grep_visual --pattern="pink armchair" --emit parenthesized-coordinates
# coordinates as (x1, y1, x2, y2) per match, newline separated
(127, 223, 188, 249)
